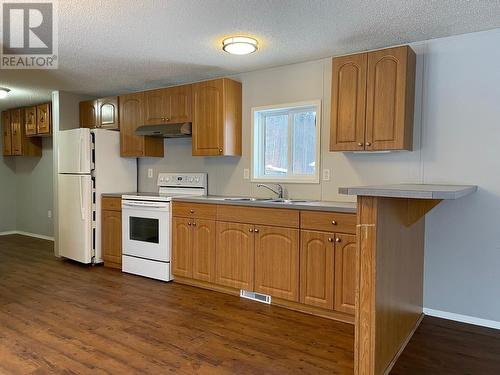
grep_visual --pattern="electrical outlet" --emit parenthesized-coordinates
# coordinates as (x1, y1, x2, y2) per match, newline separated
(47, 210, 52, 219)
(148, 168, 153, 179)
(322, 169, 331, 181)
(243, 168, 250, 180)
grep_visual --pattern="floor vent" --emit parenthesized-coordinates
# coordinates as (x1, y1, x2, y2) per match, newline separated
(240, 290, 272, 304)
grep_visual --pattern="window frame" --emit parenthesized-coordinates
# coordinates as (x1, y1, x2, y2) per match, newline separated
(251, 100, 321, 184)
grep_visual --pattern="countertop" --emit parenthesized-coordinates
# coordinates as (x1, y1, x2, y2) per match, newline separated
(101, 193, 357, 213)
(339, 183, 478, 200)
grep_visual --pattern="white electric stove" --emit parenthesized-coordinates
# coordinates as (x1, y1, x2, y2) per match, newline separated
(121, 173, 207, 281)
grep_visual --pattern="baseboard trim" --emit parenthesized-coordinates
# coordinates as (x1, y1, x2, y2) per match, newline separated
(0, 230, 54, 242)
(424, 308, 500, 330)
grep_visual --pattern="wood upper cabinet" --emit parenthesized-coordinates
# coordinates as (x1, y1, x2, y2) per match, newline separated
(192, 78, 242, 156)
(80, 100, 98, 128)
(144, 85, 192, 125)
(36, 103, 51, 135)
(97, 97, 119, 129)
(10, 108, 22, 155)
(192, 219, 216, 282)
(330, 45, 416, 151)
(24, 106, 37, 136)
(365, 46, 416, 151)
(330, 53, 367, 151)
(119, 92, 164, 158)
(2, 111, 12, 156)
(334, 233, 357, 315)
(300, 230, 335, 310)
(172, 217, 193, 278)
(254, 226, 299, 301)
(215, 221, 254, 290)
(101, 197, 122, 269)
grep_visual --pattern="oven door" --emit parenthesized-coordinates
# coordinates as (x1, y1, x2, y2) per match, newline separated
(122, 200, 170, 262)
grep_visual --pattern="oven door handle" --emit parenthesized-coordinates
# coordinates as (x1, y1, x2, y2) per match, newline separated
(122, 201, 168, 209)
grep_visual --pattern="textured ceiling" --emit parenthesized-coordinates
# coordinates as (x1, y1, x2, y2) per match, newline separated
(1, 0, 500, 111)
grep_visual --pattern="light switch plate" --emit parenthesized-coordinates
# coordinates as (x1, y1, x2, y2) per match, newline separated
(322, 169, 331, 181)
(148, 168, 153, 179)
(47, 210, 52, 218)
(243, 168, 250, 180)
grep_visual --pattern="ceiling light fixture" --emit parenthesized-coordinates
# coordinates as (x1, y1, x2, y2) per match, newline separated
(222, 36, 258, 55)
(0, 87, 10, 99)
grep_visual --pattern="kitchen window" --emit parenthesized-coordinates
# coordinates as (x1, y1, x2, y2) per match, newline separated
(252, 101, 321, 183)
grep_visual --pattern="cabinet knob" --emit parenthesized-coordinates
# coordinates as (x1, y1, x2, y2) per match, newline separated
(254, 228, 259, 233)
(188, 222, 192, 226)
(161, 117, 165, 121)
(332, 220, 337, 225)
(335, 237, 341, 243)
(328, 237, 333, 242)
(365, 142, 371, 146)
(219, 148, 223, 154)
(192, 222, 197, 226)
(357, 142, 363, 147)
(190, 209, 194, 214)
(249, 228, 254, 232)
(165, 118, 170, 122)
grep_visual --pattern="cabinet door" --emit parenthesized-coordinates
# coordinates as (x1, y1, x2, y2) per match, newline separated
(172, 217, 193, 278)
(166, 85, 192, 124)
(24, 106, 37, 136)
(97, 97, 119, 129)
(144, 89, 168, 125)
(330, 53, 367, 151)
(215, 222, 254, 290)
(10, 109, 22, 155)
(102, 210, 122, 268)
(334, 233, 357, 315)
(36, 103, 51, 135)
(2, 111, 12, 156)
(254, 226, 299, 301)
(192, 79, 224, 156)
(79, 100, 98, 128)
(192, 219, 216, 282)
(365, 46, 415, 151)
(300, 230, 335, 309)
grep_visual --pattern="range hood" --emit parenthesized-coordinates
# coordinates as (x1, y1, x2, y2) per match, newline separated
(134, 123, 192, 138)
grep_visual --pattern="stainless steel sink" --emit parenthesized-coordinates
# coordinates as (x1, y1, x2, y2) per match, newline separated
(223, 197, 274, 202)
(269, 199, 311, 204)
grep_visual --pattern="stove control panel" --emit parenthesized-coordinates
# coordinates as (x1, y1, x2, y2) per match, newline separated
(157, 173, 207, 188)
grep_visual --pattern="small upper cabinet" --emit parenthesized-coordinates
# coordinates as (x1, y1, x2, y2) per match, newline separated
(330, 45, 416, 152)
(144, 84, 192, 125)
(24, 106, 37, 136)
(192, 78, 242, 156)
(80, 100, 98, 128)
(97, 97, 119, 130)
(36, 103, 51, 135)
(5, 108, 41, 157)
(2, 111, 12, 156)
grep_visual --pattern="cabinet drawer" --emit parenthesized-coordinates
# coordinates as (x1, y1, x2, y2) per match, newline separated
(172, 202, 216, 219)
(217, 205, 299, 228)
(300, 211, 356, 234)
(102, 197, 122, 211)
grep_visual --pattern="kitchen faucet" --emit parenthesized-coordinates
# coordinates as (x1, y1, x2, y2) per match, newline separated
(257, 183, 284, 199)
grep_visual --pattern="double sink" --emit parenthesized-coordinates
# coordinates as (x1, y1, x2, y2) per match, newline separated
(224, 197, 310, 204)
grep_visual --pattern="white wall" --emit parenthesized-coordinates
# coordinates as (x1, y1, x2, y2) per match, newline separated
(0, 149, 16, 233)
(139, 28, 500, 322)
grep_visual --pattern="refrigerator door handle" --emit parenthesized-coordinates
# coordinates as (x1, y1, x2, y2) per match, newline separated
(79, 176, 85, 220)
(78, 132, 83, 172)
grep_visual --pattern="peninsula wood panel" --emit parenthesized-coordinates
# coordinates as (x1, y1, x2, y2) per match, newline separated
(172, 217, 193, 278)
(79, 100, 98, 128)
(217, 205, 299, 228)
(119, 92, 164, 157)
(254, 226, 299, 301)
(330, 53, 367, 151)
(192, 219, 216, 282)
(365, 46, 416, 151)
(215, 222, 254, 290)
(2, 111, 11, 156)
(300, 230, 335, 310)
(24, 106, 37, 136)
(300, 210, 356, 234)
(356, 196, 425, 375)
(334, 233, 357, 315)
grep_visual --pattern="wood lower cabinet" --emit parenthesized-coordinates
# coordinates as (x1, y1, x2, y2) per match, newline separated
(330, 45, 416, 152)
(215, 221, 254, 290)
(2, 111, 12, 156)
(334, 233, 357, 314)
(192, 78, 242, 156)
(172, 217, 193, 278)
(101, 197, 123, 269)
(300, 230, 335, 310)
(119, 92, 164, 157)
(254, 226, 299, 301)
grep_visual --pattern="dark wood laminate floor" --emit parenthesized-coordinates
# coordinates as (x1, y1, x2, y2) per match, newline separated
(1, 235, 499, 374)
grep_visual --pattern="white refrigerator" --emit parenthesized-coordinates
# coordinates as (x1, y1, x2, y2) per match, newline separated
(58, 128, 137, 264)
